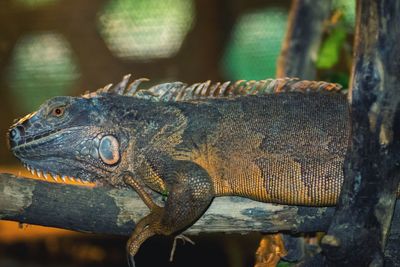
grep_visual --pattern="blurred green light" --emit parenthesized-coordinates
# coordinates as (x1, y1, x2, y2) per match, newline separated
(15, 0, 58, 8)
(7, 32, 80, 113)
(98, 0, 195, 60)
(222, 7, 288, 80)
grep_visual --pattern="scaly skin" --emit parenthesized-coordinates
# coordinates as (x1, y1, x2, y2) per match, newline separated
(7, 76, 358, 265)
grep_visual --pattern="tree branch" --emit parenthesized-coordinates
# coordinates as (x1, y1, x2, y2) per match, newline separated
(276, 0, 332, 79)
(0, 173, 335, 235)
(0, 173, 399, 263)
(322, 0, 400, 265)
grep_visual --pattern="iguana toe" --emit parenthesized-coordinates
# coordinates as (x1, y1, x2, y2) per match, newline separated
(127, 252, 136, 267)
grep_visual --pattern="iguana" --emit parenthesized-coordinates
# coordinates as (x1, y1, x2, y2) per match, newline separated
(6, 75, 377, 266)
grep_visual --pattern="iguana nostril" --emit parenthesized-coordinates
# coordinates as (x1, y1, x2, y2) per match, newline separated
(8, 126, 24, 148)
(9, 127, 22, 141)
(9, 129, 17, 139)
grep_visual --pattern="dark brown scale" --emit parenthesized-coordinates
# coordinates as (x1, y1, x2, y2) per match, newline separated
(170, 92, 348, 206)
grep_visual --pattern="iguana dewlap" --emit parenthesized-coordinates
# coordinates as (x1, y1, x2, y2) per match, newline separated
(8, 75, 354, 265)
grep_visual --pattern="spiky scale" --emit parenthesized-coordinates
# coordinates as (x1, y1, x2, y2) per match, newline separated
(112, 74, 131, 95)
(102, 83, 113, 92)
(126, 78, 150, 96)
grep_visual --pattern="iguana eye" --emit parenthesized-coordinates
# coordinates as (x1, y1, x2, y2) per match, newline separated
(51, 106, 65, 117)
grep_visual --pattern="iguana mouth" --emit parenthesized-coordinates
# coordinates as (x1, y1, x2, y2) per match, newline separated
(9, 122, 110, 184)
(22, 162, 88, 184)
(16, 154, 100, 184)
(9, 128, 63, 153)
(9, 119, 120, 185)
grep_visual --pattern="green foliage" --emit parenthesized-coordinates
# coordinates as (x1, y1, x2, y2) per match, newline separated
(333, 0, 355, 28)
(319, 71, 350, 90)
(316, 0, 355, 88)
(316, 27, 347, 69)
(277, 260, 295, 267)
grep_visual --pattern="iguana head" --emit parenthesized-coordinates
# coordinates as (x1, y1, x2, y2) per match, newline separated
(8, 94, 131, 184)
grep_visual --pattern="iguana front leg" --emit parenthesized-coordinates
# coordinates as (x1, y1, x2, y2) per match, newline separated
(123, 161, 214, 266)
(122, 172, 162, 266)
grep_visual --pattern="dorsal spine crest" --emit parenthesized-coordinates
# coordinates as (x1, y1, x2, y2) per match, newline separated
(82, 75, 343, 102)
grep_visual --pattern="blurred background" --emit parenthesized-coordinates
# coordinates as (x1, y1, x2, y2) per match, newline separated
(0, 0, 354, 266)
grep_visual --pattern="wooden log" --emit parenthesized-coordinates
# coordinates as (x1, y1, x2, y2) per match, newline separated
(322, 0, 400, 266)
(0, 173, 336, 235)
(0, 173, 399, 263)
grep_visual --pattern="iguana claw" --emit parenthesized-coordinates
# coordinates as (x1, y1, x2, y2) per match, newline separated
(127, 252, 136, 267)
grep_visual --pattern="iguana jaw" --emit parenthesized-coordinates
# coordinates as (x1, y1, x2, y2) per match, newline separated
(9, 127, 115, 183)
(21, 158, 96, 183)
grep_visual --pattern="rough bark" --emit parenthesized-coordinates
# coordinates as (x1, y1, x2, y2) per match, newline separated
(322, 0, 400, 266)
(0, 173, 336, 235)
(276, 0, 332, 79)
(0, 173, 399, 264)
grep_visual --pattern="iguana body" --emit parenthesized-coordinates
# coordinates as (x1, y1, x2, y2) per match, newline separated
(8, 76, 352, 265)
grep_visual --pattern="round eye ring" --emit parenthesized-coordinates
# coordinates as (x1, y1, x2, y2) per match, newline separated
(52, 107, 65, 117)
(99, 135, 120, 166)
